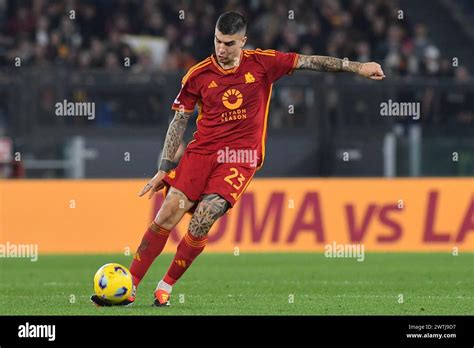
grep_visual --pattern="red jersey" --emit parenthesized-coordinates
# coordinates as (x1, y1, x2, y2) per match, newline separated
(171, 49, 298, 169)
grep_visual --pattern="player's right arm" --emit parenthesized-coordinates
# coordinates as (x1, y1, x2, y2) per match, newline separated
(139, 61, 201, 199)
(138, 108, 193, 199)
(158, 108, 193, 173)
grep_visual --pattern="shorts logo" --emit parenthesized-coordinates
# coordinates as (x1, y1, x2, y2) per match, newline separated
(222, 89, 243, 110)
(168, 170, 176, 179)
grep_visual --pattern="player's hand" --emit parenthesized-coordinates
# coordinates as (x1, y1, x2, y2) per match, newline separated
(358, 62, 385, 80)
(138, 170, 167, 199)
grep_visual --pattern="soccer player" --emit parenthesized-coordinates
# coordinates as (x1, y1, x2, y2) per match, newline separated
(91, 11, 385, 307)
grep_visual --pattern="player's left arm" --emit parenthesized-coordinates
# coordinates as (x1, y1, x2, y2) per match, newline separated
(295, 54, 385, 80)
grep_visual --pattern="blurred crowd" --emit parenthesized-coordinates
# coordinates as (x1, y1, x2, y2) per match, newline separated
(0, 0, 472, 178)
(0, 0, 469, 78)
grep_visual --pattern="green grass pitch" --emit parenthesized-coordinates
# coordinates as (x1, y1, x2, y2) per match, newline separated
(0, 253, 472, 315)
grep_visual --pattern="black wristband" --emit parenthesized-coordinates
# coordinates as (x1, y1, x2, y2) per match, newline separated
(159, 159, 174, 173)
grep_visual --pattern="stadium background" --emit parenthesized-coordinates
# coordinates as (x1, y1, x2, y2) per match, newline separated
(0, 0, 473, 315)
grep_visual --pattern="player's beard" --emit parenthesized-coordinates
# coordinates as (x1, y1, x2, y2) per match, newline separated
(223, 55, 239, 67)
(216, 52, 233, 64)
(217, 55, 228, 63)
(217, 57, 231, 68)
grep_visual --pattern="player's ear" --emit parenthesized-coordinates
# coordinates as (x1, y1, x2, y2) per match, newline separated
(241, 36, 247, 48)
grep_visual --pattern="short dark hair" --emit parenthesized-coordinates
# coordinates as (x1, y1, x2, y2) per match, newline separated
(216, 12, 247, 35)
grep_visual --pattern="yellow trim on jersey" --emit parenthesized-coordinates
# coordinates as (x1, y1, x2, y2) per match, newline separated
(256, 48, 276, 53)
(244, 49, 276, 56)
(196, 99, 203, 124)
(257, 83, 273, 171)
(182, 58, 211, 84)
(289, 53, 299, 74)
(244, 49, 276, 53)
(244, 53, 275, 57)
(210, 51, 244, 74)
(256, 48, 276, 56)
(174, 60, 210, 114)
(171, 105, 195, 113)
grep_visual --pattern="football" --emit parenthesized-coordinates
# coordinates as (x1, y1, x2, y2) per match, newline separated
(93, 263, 133, 304)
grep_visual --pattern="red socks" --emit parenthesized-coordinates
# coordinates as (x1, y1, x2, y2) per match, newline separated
(130, 222, 170, 287)
(163, 232, 208, 286)
(130, 224, 207, 289)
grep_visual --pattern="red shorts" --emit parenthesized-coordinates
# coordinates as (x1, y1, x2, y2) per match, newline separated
(162, 149, 256, 208)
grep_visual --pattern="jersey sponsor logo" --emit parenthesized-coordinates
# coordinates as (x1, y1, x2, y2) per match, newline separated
(222, 88, 243, 110)
(208, 80, 218, 88)
(245, 72, 255, 83)
(220, 109, 247, 123)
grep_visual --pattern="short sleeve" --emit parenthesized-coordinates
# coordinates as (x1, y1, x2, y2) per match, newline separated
(263, 50, 299, 83)
(171, 75, 199, 113)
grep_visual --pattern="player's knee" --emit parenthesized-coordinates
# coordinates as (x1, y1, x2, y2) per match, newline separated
(188, 194, 229, 238)
(188, 219, 212, 238)
(154, 205, 178, 229)
(154, 189, 190, 229)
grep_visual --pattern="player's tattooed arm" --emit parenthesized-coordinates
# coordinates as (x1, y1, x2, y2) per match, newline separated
(158, 109, 193, 173)
(296, 55, 385, 79)
(296, 55, 362, 73)
(188, 194, 229, 237)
